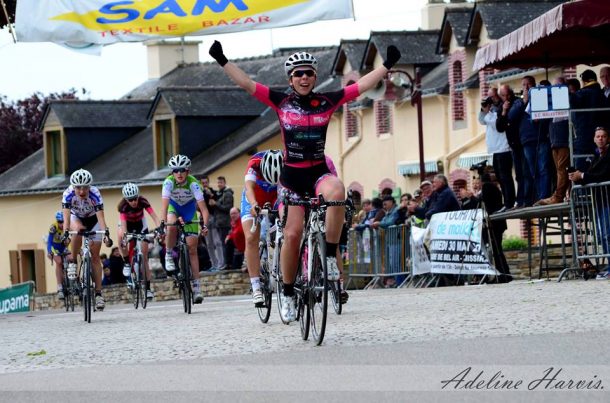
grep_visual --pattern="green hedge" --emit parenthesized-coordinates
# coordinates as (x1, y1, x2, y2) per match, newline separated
(502, 236, 528, 251)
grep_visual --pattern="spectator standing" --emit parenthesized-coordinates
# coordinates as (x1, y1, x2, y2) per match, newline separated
(200, 175, 221, 269)
(224, 207, 245, 271)
(537, 76, 572, 205)
(458, 186, 479, 210)
(396, 193, 411, 225)
(210, 176, 234, 270)
(508, 76, 551, 205)
(372, 196, 399, 229)
(600, 66, 610, 104)
(571, 69, 606, 171)
(497, 84, 527, 208)
(569, 127, 610, 278)
(479, 88, 515, 210)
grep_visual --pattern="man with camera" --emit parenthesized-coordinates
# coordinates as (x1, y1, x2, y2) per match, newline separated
(479, 87, 515, 211)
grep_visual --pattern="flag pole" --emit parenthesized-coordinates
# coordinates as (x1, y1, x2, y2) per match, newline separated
(0, 0, 16, 43)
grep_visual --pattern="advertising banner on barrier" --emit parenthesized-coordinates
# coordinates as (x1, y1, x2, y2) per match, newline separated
(0, 282, 33, 314)
(16, 0, 354, 45)
(410, 226, 431, 276)
(426, 209, 496, 276)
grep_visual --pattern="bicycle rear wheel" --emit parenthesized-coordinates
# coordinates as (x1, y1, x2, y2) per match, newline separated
(180, 246, 192, 314)
(257, 252, 272, 323)
(274, 239, 289, 325)
(309, 234, 328, 345)
(62, 270, 70, 312)
(298, 286, 310, 340)
(330, 280, 342, 315)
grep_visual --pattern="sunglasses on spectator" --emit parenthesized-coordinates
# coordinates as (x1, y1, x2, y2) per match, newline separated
(126, 197, 138, 202)
(172, 168, 187, 174)
(291, 69, 316, 78)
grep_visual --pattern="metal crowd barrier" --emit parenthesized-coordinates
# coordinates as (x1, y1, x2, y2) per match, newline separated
(563, 181, 610, 281)
(345, 225, 411, 289)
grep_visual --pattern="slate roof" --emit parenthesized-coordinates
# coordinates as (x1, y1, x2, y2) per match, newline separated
(42, 100, 152, 129)
(437, 7, 474, 53)
(149, 87, 268, 118)
(331, 39, 368, 74)
(362, 31, 444, 69)
(467, 0, 566, 44)
(123, 47, 339, 100)
(421, 59, 450, 96)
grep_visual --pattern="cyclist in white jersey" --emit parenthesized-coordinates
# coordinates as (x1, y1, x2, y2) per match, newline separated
(161, 154, 210, 304)
(61, 169, 112, 310)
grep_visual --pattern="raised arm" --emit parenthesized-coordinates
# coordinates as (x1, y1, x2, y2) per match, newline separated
(356, 46, 401, 94)
(209, 40, 256, 95)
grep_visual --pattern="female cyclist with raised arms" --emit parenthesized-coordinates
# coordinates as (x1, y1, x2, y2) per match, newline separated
(161, 154, 210, 304)
(61, 169, 112, 311)
(117, 182, 161, 300)
(209, 41, 401, 321)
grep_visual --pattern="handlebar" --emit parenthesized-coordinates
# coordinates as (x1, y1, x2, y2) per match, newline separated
(124, 232, 156, 242)
(68, 230, 109, 237)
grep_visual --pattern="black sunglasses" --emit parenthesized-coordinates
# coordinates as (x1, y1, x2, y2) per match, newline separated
(126, 197, 138, 202)
(172, 168, 187, 174)
(291, 69, 316, 78)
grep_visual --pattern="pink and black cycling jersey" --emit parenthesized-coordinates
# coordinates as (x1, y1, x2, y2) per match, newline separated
(118, 196, 155, 223)
(252, 83, 360, 167)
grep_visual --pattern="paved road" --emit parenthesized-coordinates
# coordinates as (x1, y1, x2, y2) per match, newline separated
(1, 280, 610, 402)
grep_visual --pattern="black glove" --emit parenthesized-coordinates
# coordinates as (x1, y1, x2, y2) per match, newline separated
(383, 45, 401, 70)
(209, 40, 228, 67)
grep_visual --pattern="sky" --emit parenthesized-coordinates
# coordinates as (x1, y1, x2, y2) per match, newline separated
(0, 0, 430, 101)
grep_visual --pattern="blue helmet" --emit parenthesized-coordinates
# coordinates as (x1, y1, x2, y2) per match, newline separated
(55, 211, 64, 222)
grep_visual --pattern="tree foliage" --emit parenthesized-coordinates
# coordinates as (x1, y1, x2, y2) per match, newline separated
(0, 0, 16, 29)
(0, 90, 80, 174)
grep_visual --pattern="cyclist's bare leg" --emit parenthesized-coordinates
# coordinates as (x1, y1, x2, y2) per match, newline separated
(53, 255, 63, 288)
(316, 176, 345, 244)
(90, 240, 103, 293)
(117, 227, 128, 259)
(242, 219, 261, 278)
(280, 205, 305, 284)
(69, 220, 85, 268)
(187, 235, 200, 280)
(165, 214, 178, 250)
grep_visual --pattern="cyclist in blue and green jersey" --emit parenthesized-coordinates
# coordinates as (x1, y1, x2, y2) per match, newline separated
(161, 154, 210, 304)
(47, 211, 71, 300)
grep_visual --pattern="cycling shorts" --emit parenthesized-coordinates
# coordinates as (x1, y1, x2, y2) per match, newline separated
(168, 203, 199, 236)
(240, 189, 278, 223)
(118, 218, 148, 234)
(72, 214, 102, 242)
(49, 243, 66, 255)
(278, 162, 334, 202)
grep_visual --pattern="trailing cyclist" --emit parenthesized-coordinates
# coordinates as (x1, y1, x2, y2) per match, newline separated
(61, 169, 112, 311)
(47, 211, 71, 300)
(241, 150, 282, 307)
(117, 183, 161, 300)
(161, 154, 210, 304)
(210, 41, 400, 321)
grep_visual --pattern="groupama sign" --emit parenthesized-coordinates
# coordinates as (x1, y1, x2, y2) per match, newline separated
(16, 0, 354, 45)
(0, 282, 33, 314)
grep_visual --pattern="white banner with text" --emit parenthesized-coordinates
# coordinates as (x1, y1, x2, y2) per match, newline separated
(16, 0, 354, 45)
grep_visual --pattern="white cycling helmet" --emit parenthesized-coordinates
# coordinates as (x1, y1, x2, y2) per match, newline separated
(70, 169, 93, 186)
(284, 52, 318, 76)
(261, 150, 283, 185)
(122, 183, 139, 199)
(168, 154, 191, 169)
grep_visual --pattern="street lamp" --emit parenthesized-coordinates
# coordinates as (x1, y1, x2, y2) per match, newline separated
(387, 68, 425, 182)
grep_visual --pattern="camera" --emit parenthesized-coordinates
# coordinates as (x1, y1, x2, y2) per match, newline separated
(480, 97, 492, 108)
(470, 160, 488, 175)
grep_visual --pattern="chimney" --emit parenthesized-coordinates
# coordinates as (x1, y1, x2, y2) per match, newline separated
(421, 0, 468, 30)
(145, 40, 201, 79)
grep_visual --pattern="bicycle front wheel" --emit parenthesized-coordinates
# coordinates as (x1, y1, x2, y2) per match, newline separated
(140, 258, 148, 309)
(132, 259, 140, 309)
(257, 251, 272, 324)
(309, 233, 328, 345)
(83, 259, 92, 323)
(180, 246, 192, 314)
(62, 268, 70, 312)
